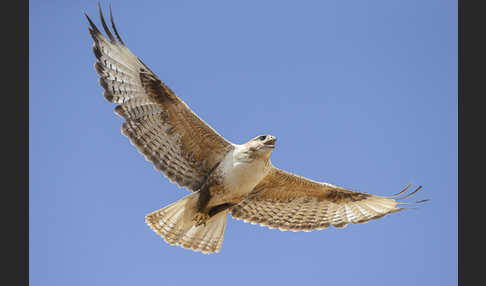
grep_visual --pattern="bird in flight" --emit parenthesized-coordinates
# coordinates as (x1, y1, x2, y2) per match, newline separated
(86, 5, 426, 254)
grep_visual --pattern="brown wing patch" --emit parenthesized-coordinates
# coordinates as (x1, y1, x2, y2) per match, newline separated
(324, 189, 371, 203)
(140, 71, 178, 105)
(249, 168, 371, 203)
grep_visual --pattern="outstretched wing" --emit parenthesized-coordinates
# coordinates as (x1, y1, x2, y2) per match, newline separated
(86, 5, 233, 191)
(231, 166, 424, 231)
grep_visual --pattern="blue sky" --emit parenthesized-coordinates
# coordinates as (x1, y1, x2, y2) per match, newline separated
(30, 1, 457, 285)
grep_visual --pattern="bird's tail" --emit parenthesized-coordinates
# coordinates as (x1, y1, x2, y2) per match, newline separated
(145, 192, 229, 254)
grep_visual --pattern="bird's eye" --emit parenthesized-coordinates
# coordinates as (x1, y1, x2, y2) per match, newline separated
(259, 135, 267, 141)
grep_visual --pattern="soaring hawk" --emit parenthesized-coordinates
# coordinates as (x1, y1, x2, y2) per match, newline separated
(86, 5, 426, 254)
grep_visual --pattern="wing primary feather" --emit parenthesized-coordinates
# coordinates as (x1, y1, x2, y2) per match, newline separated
(388, 183, 412, 198)
(109, 4, 126, 45)
(397, 198, 430, 206)
(98, 2, 116, 43)
(85, 13, 101, 34)
(397, 185, 423, 200)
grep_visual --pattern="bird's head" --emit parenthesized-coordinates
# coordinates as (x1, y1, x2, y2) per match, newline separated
(245, 134, 277, 159)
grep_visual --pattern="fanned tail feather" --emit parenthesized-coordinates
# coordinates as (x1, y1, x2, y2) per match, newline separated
(145, 192, 229, 254)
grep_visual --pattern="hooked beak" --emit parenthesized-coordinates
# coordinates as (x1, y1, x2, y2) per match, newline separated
(264, 137, 276, 149)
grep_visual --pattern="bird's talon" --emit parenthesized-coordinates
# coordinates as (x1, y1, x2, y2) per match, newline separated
(192, 213, 210, 226)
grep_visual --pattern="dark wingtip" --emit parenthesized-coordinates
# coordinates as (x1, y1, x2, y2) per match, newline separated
(85, 12, 100, 33)
(389, 183, 412, 198)
(98, 2, 116, 42)
(109, 4, 126, 45)
(395, 184, 429, 210)
(397, 185, 423, 200)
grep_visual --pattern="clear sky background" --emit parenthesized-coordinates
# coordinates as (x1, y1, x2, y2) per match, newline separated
(30, 1, 457, 285)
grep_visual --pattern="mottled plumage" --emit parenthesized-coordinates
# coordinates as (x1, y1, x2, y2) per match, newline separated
(87, 5, 427, 254)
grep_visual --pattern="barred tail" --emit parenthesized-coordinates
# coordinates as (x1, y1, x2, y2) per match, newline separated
(145, 192, 229, 254)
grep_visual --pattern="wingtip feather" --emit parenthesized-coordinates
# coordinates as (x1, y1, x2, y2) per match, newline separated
(98, 2, 116, 42)
(85, 12, 100, 34)
(109, 4, 126, 45)
(397, 185, 423, 200)
(389, 183, 412, 198)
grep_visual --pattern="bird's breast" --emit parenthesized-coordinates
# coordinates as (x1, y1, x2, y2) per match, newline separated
(216, 148, 269, 200)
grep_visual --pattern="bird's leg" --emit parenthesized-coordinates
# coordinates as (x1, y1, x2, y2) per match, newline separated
(193, 203, 235, 227)
(193, 184, 211, 227)
(208, 203, 235, 217)
(192, 162, 222, 227)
